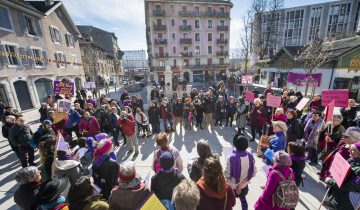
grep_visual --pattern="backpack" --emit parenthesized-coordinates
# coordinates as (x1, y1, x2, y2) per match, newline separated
(272, 169, 299, 209)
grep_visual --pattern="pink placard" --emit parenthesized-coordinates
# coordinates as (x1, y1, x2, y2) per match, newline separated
(245, 91, 255, 103)
(266, 95, 282, 107)
(325, 100, 335, 123)
(329, 152, 352, 187)
(295, 98, 310, 111)
(322, 89, 349, 108)
(242, 75, 253, 85)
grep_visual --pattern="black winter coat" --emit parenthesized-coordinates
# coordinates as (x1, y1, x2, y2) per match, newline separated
(203, 97, 215, 113)
(286, 119, 303, 142)
(173, 102, 184, 117)
(14, 182, 40, 210)
(148, 106, 160, 124)
(92, 157, 119, 200)
(8, 124, 32, 146)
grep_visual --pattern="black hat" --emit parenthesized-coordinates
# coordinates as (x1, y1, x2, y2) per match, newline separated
(35, 178, 69, 204)
(160, 151, 175, 170)
(233, 134, 248, 151)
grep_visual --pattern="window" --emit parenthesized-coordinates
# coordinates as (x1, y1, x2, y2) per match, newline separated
(72, 54, 78, 68)
(220, 20, 225, 26)
(171, 19, 175, 26)
(309, 7, 322, 40)
(155, 5, 161, 11)
(208, 46, 212, 54)
(219, 58, 224, 65)
(171, 5, 174, 12)
(55, 52, 66, 68)
(195, 20, 200, 28)
(327, 3, 351, 37)
(31, 48, 45, 67)
(195, 7, 200, 15)
(24, 16, 36, 35)
(182, 20, 187, 26)
(208, 20, 212, 28)
(182, 6, 187, 12)
(195, 33, 200, 41)
(172, 33, 175, 40)
(159, 60, 165, 67)
(173, 59, 177, 67)
(50, 26, 62, 43)
(195, 46, 200, 54)
(208, 33, 212, 41)
(184, 46, 188, 53)
(207, 7, 212, 13)
(184, 59, 189, 66)
(0, 5, 13, 31)
(173, 46, 176, 54)
(284, 9, 304, 46)
(4, 44, 19, 65)
(65, 34, 75, 47)
(183, 33, 188, 38)
(220, 33, 224, 40)
(220, 7, 225, 13)
(195, 58, 200, 65)
(207, 58, 212, 65)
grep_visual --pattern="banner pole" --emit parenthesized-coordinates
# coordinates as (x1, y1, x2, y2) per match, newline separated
(318, 187, 331, 210)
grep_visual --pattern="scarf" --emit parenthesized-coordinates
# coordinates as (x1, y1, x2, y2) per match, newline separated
(196, 178, 227, 199)
(40, 196, 66, 210)
(290, 154, 306, 162)
(230, 150, 255, 183)
(93, 154, 110, 167)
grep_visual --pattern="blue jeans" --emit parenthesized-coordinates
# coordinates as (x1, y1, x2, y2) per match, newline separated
(151, 122, 160, 134)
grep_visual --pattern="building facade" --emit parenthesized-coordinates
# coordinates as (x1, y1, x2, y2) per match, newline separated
(145, 0, 233, 83)
(256, 0, 360, 59)
(122, 50, 149, 81)
(77, 25, 124, 85)
(0, 0, 85, 111)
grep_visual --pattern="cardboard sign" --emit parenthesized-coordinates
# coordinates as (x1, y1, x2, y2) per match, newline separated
(295, 98, 310, 111)
(322, 89, 349, 108)
(54, 81, 74, 96)
(266, 95, 282, 107)
(245, 91, 255, 103)
(324, 100, 335, 123)
(242, 75, 253, 85)
(84, 81, 96, 89)
(138, 193, 166, 210)
(329, 152, 352, 187)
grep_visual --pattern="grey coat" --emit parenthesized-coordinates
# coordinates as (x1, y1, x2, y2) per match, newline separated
(236, 103, 248, 129)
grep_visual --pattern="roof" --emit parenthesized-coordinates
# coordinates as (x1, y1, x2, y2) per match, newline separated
(0, 0, 44, 18)
(270, 46, 304, 62)
(25, 0, 60, 13)
(325, 36, 360, 59)
(146, 0, 233, 6)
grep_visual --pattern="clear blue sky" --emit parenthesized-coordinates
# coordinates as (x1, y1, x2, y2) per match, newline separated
(62, 0, 338, 51)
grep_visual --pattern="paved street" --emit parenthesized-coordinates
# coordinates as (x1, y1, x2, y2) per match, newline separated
(0, 88, 328, 210)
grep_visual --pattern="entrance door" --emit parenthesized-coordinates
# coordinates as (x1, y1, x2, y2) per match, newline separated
(159, 47, 164, 57)
(0, 84, 9, 106)
(14, 81, 33, 110)
(35, 79, 53, 103)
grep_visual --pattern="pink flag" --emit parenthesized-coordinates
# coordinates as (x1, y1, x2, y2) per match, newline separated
(329, 152, 351, 187)
(266, 95, 282, 107)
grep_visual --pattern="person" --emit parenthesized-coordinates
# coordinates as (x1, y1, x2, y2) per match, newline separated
(236, 97, 248, 134)
(78, 111, 101, 137)
(285, 110, 303, 143)
(67, 176, 109, 210)
(273, 108, 286, 122)
(286, 96, 298, 111)
(264, 85, 273, 96)
(39, 136, 56, 182)
(66, 108, 82, 138)
(324, 141, 360, 210)
(224, 134, 256, 210)
(74, 103, 84, 116)
(9, 117, 35, 168)
(249, 98, 267, 142)
(151, 151, 186, 203)
(160, 100, 174, 132)
(39, 103, 49, 122)
(226, 96, 237, 127)
(135, 108, 151, 137)
(87, 96, 97, 108)
(215, 95, 226, 127)
(308, 94, 323, 112)
(173, 179, 200, 210)
(47, 95, 54, 109)
(197, 156, 236, 210)
(261, 121, 288, 165)
(3, 106, 22, 121)
(288, 142, 306, 187)
(34, 178, 70, 210)
(0, 100, 5, 122)
(340, 99, 360, 128)
(193, 96, 204, 129)
(183, 97, 194, 130)
(92, 139, 119, 200)
(109, 107, 119, 147)
(109, 161, 151, 210)
(2, 115, 20, 159)
(304, 110, 324, 165)
(117, 111, 139, 156)
(32, 120, 56, 149)
(152, 132, 183, 173)
(74, 95, 85, 110)
(203, 92, 215, 129)
(14, 166, 42, 210)
(148, 101, 161, 134)
(254, 150, 296, 210)
(173, 97, 184, 129)
(188, 139, 214, 182)
(120, 90, 128, 105)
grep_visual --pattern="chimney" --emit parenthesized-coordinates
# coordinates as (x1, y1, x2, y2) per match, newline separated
(45, 0, 54, 6)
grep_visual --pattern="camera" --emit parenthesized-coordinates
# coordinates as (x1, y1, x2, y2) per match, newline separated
(120, 114, 128, 121)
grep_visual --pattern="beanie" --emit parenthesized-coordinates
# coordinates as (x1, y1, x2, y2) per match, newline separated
(160, 151, 174, 170)
(274, 150, 292, 167)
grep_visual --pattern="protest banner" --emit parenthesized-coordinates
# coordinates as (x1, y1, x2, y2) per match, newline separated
(329, 152, 351, 187)
(266, 95, 282, 107)
(295, 98, 310, 111)
(245, 91, 255, 103)
(138, 193, 166, 210)
(242, 75, 253, 85)
(54, 80, 74, 96)
(288, 72, 322, 87)
(58, 100, 71, 113)
(322, 89, 349, 108)
(84, 81, 96, 89)
(324, 100, 335, 123)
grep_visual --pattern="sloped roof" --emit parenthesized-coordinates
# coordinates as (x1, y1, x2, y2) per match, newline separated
(25, 0, 60, 13)
(0, 0, 44, 17)
(270, 46, 304, 62)
(325, 36, 360, 59)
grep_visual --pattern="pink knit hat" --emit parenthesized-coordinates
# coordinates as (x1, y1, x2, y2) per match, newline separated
(94, 138, 113, 159)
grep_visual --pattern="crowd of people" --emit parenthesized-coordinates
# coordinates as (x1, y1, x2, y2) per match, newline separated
(1, 81, 360, 210)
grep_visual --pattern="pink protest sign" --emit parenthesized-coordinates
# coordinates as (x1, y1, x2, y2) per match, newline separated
(325, 100, 335, 123)
(295, 98, 310, 111)
(242, 75, 253, 85)
(245, 91, 255, 103)
(266, 95, 282, 107)
(329, 152, 351, 187)
(322, 89, 349, 108)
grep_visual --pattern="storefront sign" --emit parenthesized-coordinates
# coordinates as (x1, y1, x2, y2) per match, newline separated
(245, 91, 255, 103)
(288, 72, 322, 87)
(329, 152, 351, 187)
(266, 95, 282, 107)
(295, 98, 310, 111)
(242, 75, 253, 85)
(54, 81, 74, 96)
(322, 89, 349, 108)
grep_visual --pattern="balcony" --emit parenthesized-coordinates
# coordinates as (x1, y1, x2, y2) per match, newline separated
(154, 24, 166, 31)
(180, 38, 192, 44)
(154, 38, 167, 45)
(181, 52, 193, 57)
(179, 25, 192, 31)
(217, 39, 228, 44)
(153, 10, 165, 17)
(217, 26, 229, 31)
(155, 53, 168, 58)
(179, 11, 193, 17)
(216, 51, 229, 56)
(202, 11, 216, 17)
(216, 12, 230, 18)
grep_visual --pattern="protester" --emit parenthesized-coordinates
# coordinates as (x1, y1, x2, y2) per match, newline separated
(39, 103, 49, 122)
(203, 92, 215, 129)
(308, 94, 323, 112)
(340, 99, 359, 128)
(117, 111, 139, 155)
(250, 98, 267, 142)
(183, 97, 194, 130)
(40, 136, 56, 182)
(197, 156, 236, 210)
(148, 101, 161, 134)
(225, 134, 256, 210)
(34, 178, 70, 210)
(135, 108, 151, 137)
(286, 96, 298, 111)
(304, 110, 324, 165)
(109, 107, 119, 146)
(189, 139, 214, 182)
(14, 166, 41, 210)
(2, 115, 20, 159)
(288, 142, 306, 187)
(226, 96, 237, 127)
(79, 111, 101, 137)
(66, 108, 82, 138)
(285, 110, 303, 143)
(173, 179, 200, 210)
(74, 103, 84, 116)
(236, 97, 248, 134)
(109, 161, 151, 210)
(160, 100, 174, 132)
(193, 96, 204, 129)
(215, 95, 226, 127)
(173, 97, 184, 129)
(32, 119, 56, 148)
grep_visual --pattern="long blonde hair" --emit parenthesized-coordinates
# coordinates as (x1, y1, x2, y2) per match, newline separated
(202, 156, 226, 192)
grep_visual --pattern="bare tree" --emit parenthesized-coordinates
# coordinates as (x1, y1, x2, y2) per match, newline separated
(237, 11, 253, 74)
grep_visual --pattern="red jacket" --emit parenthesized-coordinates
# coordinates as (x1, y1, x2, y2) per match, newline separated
(117, 114, 136, 136)
(78, 116, 100, 137)
(197, 180, 236, 210)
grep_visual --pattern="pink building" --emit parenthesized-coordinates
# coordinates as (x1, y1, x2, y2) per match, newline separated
(145, 0, 233, 83)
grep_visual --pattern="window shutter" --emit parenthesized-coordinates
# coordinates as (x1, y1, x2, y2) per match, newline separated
(65, 34, 69, 46)
(42, 51, 48, 66)
(0, 45, 9, 65)
(18, 47, 29, 66)
(27, 48, 35, 66)
(35, 19, 43, 37)
(63, 54, 67, 67)
(58, 30, 62, 43)
(54, 53, 59, 68)
(49, 26, 55, 42)
(18, 13, 28, 34)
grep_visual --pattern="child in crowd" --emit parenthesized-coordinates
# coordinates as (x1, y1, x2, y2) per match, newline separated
(288, 142, 306, 187)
